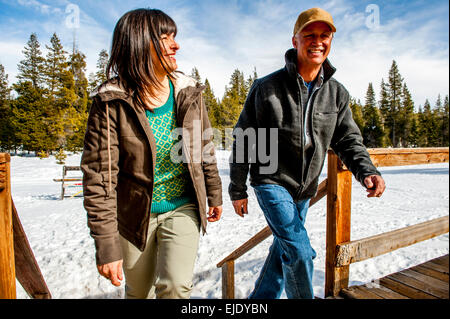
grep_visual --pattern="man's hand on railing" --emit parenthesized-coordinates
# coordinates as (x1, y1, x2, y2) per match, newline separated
(232, 199, 248, 218)
(364, 175, 386, 198)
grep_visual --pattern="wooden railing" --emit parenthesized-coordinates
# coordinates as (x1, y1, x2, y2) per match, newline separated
(217, 147, 449, 299)
(0, 153, 51, 299)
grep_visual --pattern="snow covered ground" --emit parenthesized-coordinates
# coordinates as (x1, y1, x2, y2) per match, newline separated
(10, 150, 449, 299)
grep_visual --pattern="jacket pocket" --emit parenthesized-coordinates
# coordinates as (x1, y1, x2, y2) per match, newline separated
(313, 112, 338, 148)
(116, 175, 151, 241)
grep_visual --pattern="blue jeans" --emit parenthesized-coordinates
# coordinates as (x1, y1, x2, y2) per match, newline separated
(249, 184, 316, 299)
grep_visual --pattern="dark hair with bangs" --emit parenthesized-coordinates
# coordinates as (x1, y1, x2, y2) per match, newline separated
(106, 8, 177, 110)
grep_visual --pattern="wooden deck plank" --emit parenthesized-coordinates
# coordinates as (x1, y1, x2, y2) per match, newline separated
(365, 285, 410, 299)
(340, 286, 383, 299)
(421, 261, 449, 274)
(400, 269, 448, 297)
(386, 272, 447, 299)
(410, 264, 449, 283)
(340, 255, 450, 299)
(378, 277, 436, 299)
(429, 255, 449, 267)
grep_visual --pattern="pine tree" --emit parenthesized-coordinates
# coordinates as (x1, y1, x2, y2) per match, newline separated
(44, 33, 68, 98)
(387, 60, 404, 147)
(362, 83, 385, 147)
(190, 67, 202, 84)
(11, 81, 53, 154)
(0, 63, 13, 151)
(379, 78, 391, 146)
(65, 49, 90, 152)
(409, 114, 420, 147)
(416, 106, 426, 146)
(95, 49, 109, 85)
(203, 78, 220, 126)
(431, 95, 444, 147)
(218, 69, 248, 148)
(245, 67, 258, 93)
(17, 33, 45, 89)
(43, 33, 78, 152)
(419, 99, 439, 147)
(442, 95, 449, 146)
(221, 70, 247, 126)
(349, 97, 365, 134)
(88, 72, 97, 92)
(13, 33, 52, 154)
(399, 83, 414, 147)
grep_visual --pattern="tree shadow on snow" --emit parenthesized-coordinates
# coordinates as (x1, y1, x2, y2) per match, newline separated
(379, 167, 448, 176)
(83, 291, 123, 299)
(32, 194, 61, 200)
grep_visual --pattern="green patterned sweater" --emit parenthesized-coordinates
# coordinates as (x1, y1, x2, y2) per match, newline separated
(146, 79, 192, 213)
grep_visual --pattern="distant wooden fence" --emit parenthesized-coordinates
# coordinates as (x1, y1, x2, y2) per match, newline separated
(53, 165, 82, 200)
(0, 153, 51, 299)
(217, 147, 449, 299)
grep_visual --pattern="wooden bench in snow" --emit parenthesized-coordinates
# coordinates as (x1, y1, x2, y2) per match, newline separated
(53, 166, 82, 200)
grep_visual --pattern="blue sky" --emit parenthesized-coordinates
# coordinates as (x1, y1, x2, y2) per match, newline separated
(0, 0, 448, 107)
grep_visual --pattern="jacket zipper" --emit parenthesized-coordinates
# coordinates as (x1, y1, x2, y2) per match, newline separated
(301, 86, 320, 190)
(295, 80, 320, 200)
(295, 78, 305, 201)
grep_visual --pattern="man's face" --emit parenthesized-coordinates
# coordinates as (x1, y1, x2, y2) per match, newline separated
(292, 21, 333, 68)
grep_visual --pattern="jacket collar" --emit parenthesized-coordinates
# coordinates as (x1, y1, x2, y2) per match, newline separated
(284, 48, 336, 83)
(91, 71, 204, 105)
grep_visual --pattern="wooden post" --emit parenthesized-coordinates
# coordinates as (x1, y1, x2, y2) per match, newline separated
(222, 260, 235, 299)
(0, 153, 16, 299)
(61, 166, 66, 200)
(325, 150, 352, 297)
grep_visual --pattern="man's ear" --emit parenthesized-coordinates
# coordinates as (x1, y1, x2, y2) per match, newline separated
(292, 35, 298, 49)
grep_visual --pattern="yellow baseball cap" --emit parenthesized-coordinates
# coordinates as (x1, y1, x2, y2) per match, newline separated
(293, 7, 336, 35)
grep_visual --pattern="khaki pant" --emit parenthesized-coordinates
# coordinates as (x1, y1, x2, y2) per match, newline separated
(119, 203, 200, 299)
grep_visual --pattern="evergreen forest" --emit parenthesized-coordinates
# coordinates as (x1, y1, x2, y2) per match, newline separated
(0, 33, 448, 158)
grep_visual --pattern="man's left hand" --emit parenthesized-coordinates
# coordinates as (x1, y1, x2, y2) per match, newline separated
(364, 175, 386, 198)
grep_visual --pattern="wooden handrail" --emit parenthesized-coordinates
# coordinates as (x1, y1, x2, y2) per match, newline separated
(217, 178, 328, 268)
(368, 147, 449, 167)
(335, 216, 449, 267)
(367, 147, 449, 154)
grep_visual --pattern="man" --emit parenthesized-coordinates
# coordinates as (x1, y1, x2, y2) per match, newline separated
(229, 7, 385, 299)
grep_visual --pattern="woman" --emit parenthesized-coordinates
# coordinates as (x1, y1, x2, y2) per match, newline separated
(81, 8, 223, 299)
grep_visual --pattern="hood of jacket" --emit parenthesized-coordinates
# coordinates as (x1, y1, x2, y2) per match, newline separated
(91, 71, 204, 106)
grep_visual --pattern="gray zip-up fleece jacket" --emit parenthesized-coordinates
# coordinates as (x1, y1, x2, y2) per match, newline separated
(229, 48, 381, 201)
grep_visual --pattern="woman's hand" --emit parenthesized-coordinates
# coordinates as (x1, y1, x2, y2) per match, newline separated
(207, 206, 223, 222)
(97, 260, 123, 287)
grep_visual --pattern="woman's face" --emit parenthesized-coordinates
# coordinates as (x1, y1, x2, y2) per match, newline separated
(152, 33, 180, 75)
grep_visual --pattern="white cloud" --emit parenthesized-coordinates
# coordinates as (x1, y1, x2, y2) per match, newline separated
(2, 0, 448, 107)
(16, 0, 62, 14)
(331, 5, 449, 108)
